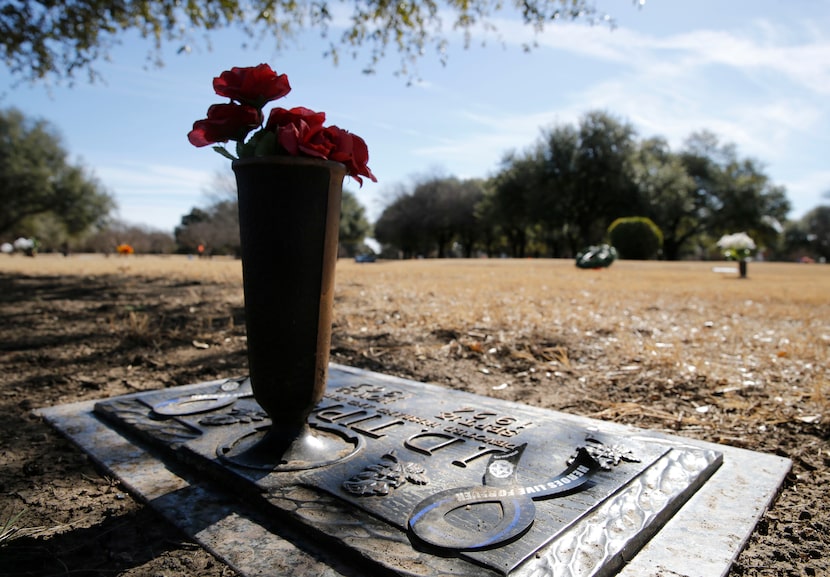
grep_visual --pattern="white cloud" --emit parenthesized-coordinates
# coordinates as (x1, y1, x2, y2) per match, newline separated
(410, 109, 556, 173)
(483, 14, 830, 96)
(97, 163, 213, 197)
(95, 162, 216, 230)
(413, 13, 830, 194)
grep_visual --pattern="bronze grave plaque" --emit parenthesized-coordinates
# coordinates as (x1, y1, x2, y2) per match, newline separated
(93, 366, 722, 577)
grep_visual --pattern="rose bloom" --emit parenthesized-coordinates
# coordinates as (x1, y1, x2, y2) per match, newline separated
(267, 106, 329, 157)
(213, 64, 291, 108)
(267, 107, 376, 184)
(188, 103, 262, 147)
(323, 126, 377, 185)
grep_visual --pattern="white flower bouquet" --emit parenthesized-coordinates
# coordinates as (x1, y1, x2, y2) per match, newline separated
(716, 232, 756, 261)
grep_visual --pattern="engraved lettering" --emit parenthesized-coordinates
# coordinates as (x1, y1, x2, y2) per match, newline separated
(436, 407, 533, 438)
(441, 426, 517, 450)
(316, 407, 369, 423)
(316, 403, 408, 439)
(342, 413, 381, 427)
(334, 383, 412, 404)
(348, 400, 376, 410)
(451, 446, 507, 468)
(435, 407, 474, 423)
(350, 416, 406, 439)
(376, 407, 442, 429)
(405, 432, 465, 456)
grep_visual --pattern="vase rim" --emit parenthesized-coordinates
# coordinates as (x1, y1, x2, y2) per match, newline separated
(232, 155, 347, 175)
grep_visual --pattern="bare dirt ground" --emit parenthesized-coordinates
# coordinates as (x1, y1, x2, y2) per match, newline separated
(0, 255, 827, 577)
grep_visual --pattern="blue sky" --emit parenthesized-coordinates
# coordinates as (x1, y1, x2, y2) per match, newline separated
(2, 0, 829, 232)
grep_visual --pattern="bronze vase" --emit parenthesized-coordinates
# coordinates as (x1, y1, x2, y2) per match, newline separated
(229, 156, 349, 468)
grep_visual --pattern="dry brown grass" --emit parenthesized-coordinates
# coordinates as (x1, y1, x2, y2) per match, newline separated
(330, 258, 829, 430)
(8, 253, 825, 425)
(0, 253, 244, 283)
(2, 253, 828, 576)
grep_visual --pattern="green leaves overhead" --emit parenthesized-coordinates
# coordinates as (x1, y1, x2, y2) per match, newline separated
(2, 0, 618, 83)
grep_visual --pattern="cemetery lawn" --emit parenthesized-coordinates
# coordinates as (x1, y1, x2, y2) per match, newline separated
(0, 255, 827, 577)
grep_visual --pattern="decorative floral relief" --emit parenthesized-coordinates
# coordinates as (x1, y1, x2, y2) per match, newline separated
(343, 452, 428, 496)
(570, 436, 641, 471)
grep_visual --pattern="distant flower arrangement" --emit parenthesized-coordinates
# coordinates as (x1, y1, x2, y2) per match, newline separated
(13, 237, 34, 252)
(5, 237, 38, 256)
(716, 232, 756, 261)
(116, 244, 134, 255)
(188, 63, 376, 185)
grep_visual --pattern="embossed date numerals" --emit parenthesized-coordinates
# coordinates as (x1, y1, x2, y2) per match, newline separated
(436, 407, 532, 438)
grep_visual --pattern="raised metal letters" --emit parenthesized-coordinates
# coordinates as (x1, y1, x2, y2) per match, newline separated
(334, 383, 412, 404)
(93, 367, 724, 577)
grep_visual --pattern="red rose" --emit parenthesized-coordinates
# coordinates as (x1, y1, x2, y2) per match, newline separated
(266, 107, 330, 158)
(324, 126, 377, 185)
(213, 64, 291, 108)
(187, 103, 262, 147)
(191, 64, 376, 179)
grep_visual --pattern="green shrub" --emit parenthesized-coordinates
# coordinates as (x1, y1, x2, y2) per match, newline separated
(607, 217, 663, 260)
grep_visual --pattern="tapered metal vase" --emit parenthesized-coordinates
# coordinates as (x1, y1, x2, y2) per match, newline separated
(223, 156, 358, 470)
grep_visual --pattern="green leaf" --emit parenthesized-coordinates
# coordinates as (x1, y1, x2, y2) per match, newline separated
(236, 139, 251, 159)
(254, 131, 277, 157)
(212, 146, 237, 161)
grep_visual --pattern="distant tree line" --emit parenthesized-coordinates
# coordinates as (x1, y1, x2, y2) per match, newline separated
(374, 176, 486, 258)
(74, 221, 177, 254)
(2, 106, 828, 262)
(373, 110, 822, 261)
